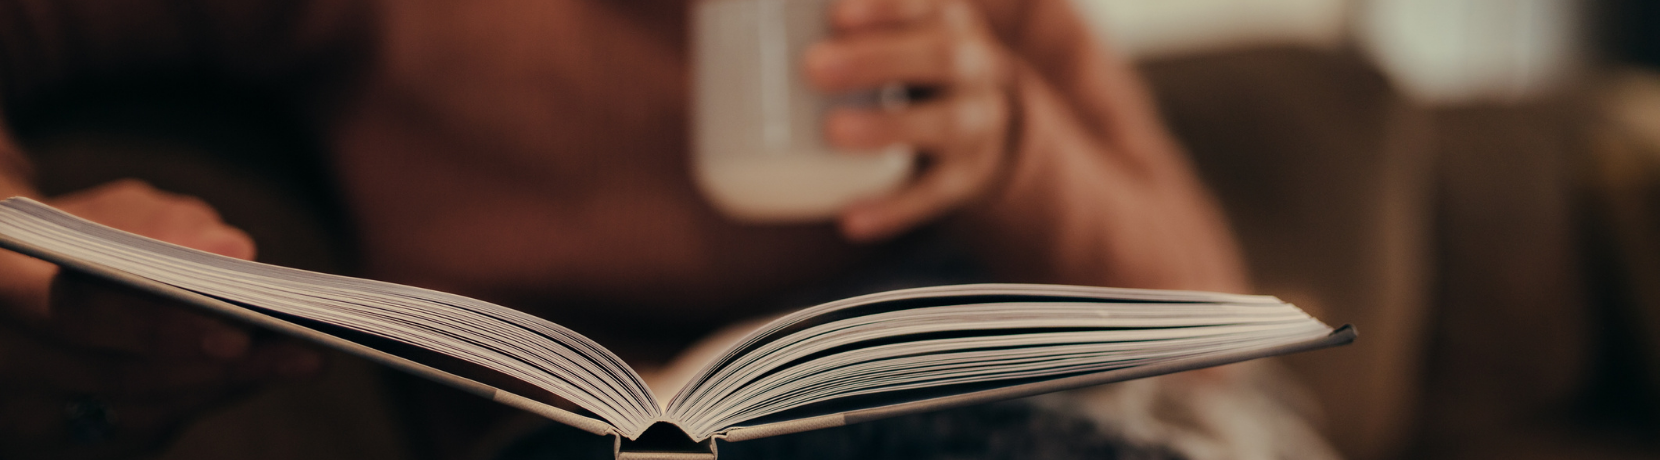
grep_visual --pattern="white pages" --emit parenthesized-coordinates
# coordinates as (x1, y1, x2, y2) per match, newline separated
(0, 197, 1336, 441)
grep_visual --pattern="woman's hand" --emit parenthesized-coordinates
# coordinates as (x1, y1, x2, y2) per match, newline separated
(0, 180, 322, 459)
(806, 0, 1015, 242)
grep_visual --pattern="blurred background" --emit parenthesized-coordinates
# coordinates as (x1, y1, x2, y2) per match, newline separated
(9, 0, 1658, 459)
(1067, 0, 1660, 458)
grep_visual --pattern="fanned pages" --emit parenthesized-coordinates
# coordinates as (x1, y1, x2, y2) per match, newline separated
(0, 197, 1355, 457)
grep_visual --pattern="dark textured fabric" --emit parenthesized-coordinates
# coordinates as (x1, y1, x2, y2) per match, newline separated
(492, 399, 1184, 460)
(0, 0, 371, 106)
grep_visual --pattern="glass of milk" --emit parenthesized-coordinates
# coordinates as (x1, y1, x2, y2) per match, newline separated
(691, 0, 914, 223)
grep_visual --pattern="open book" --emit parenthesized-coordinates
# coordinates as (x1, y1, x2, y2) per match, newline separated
(0, 197, 1353, 459)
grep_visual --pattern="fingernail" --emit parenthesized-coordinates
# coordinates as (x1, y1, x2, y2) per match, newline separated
(279, 351, 323, 378)
(201, 330, 250, 359)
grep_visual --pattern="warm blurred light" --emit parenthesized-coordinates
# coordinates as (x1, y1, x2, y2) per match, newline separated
(1071, 0, 1349, 59)
(1357, 0, 1581, 105)
(1073, 0, 1584, 105)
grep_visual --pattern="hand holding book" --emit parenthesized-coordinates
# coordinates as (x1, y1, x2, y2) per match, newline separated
(0, 196, 1353, 460)
(0, 184, 319, 459)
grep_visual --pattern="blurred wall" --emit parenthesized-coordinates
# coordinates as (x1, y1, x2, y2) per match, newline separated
(1073, 0, 1583, 105)
(1072, 0, 1348, 59)
(1075, 1, 1617, 459)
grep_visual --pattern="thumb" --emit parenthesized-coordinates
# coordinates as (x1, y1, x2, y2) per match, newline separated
(0, 249, 57, 320)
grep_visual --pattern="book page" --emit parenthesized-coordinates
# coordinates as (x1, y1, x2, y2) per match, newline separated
(645, 316, 778, 405)
(0, 197, 1345, 446)
(661, 285, 1333, 439)
(0, 198, 664, 438)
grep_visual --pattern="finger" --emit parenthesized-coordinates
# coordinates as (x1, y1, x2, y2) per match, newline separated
(831, 0, 939, 31)
(45, 272, 251, 360)
(841, 161, 979, 242)
(808, 26, 999, 92)
(0, 324, 114, 394)
(806, 28, 1002, 92)
(835, 91, 1008, 241)
(51, 180, 257, 260)
(0, 248, 58, 320)
(142, 196, 256, 260)
(230, 338, 325, 381)
(825, 89, 1006, 151)
(179, 224, 256, 261)
(114, 340, 324, 395)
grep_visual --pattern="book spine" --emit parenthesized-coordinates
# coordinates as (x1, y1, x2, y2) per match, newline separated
(613, 433, 719, 460)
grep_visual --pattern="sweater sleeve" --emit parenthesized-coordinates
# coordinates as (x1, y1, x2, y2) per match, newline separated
(955, 0, 1249, 292)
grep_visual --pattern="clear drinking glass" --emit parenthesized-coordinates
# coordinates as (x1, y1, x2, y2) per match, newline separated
(691, 0, 914, 223)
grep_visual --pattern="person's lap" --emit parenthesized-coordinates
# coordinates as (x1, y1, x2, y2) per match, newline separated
(492, 398, 1186, 460)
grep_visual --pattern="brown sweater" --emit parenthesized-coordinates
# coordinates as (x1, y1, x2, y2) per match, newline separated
(0, 0, 1245, 345)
